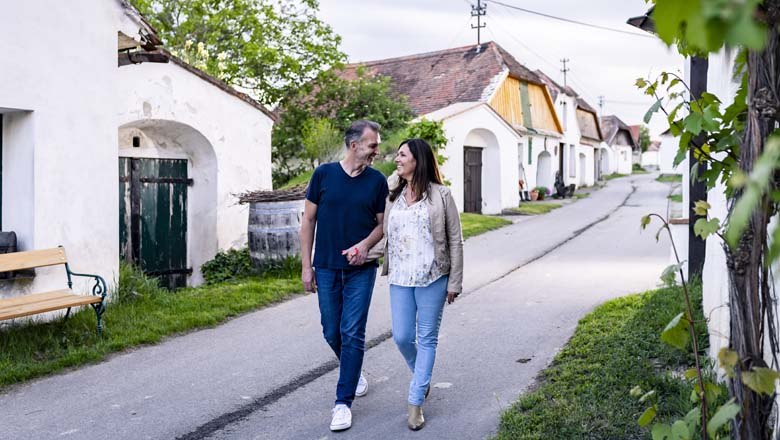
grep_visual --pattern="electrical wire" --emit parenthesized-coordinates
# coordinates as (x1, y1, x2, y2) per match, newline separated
(484, 0, 655, 39)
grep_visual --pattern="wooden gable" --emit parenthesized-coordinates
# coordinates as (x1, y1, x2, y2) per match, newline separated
(576, 108, 601, 142)
(489, 76, 562, 134)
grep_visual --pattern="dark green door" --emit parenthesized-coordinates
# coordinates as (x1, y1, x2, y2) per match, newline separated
(119, 157, 190, 289)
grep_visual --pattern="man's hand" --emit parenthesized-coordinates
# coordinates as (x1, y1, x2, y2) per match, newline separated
(302, 267, 317, 293)
(342, 241, 369, 265)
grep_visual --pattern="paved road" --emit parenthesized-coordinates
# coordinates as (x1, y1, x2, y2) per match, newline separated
(0, 173, 670, 439)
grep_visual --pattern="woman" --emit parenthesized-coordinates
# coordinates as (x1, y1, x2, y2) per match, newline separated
(382, 138, 463, 431)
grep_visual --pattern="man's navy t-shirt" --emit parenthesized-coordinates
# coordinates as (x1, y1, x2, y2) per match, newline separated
(306, 162, 389, 270)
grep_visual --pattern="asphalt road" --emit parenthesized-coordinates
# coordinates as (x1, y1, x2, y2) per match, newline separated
(0, 173, 671, 440)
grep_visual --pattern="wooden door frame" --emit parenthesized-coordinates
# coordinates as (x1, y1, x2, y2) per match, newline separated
(463, 146, 483, 214)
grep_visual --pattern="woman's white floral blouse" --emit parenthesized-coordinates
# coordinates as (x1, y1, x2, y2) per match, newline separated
(387, 193, 443, 287)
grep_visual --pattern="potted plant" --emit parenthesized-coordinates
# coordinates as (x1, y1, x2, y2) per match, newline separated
(529, 188, 539, 201)
(534, 186, 548, 201)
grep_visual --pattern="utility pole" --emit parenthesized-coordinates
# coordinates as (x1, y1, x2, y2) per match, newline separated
(597, 95, 605, 114)
(560, 58, 570, 87)
(471, 0, 487, 46)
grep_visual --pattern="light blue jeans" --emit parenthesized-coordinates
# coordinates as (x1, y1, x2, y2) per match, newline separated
(390, 275, 449, 406)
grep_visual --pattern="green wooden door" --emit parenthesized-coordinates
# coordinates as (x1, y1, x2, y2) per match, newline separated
(119, 157, 190, 289)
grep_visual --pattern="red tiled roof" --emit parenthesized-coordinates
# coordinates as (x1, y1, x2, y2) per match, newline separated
(337, 41, 543, 116)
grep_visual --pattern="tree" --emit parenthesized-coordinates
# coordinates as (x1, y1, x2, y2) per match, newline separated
(300, 118, 342, 168)
(272, 70, 415, 184)
(131, 0, 345, 106)
(638, 125, 651, 152)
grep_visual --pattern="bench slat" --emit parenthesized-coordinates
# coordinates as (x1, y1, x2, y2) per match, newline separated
(0, 290, 73, 308)
(0, 248, 68, 273)
(0, 291, 101, 321)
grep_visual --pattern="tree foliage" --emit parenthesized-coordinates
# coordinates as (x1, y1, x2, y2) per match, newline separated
(272, 70, 415, 184)
(131, 0, 345, 106)
(639, 125, 652, 152)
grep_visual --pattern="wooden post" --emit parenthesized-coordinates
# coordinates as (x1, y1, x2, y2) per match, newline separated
(688, 56, 708, 280)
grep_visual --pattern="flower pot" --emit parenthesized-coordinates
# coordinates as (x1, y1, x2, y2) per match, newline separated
(530, 190, 539, 201)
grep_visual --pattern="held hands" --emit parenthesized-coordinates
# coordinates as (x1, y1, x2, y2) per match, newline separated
(302, 267, 317, 293)
(447, 291, 460, 304)
(342, 241, 369, 266)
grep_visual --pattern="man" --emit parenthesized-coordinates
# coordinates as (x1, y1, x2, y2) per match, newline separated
(300, 120, 388, 431)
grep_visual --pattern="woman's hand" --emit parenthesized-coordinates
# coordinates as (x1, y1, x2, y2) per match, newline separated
(447, 291, 460, 304)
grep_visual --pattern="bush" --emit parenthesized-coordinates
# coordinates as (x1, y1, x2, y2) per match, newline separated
(201, 247, 254, 284)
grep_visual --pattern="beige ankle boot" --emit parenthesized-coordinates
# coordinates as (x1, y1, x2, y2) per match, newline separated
(407, 404, 425, 430)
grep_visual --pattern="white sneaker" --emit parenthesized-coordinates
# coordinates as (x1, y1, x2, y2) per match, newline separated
(330, 404, 352, 431)
(355, 372, 368, 397)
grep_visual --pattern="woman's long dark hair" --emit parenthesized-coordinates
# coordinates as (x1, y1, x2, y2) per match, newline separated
(389, 138, 443, 202)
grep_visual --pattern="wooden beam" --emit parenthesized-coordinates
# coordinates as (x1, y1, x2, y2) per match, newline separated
(118, 51, 169, 67)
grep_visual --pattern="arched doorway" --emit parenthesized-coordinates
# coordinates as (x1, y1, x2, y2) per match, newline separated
(119, 120, 218, 288)
(463, 128, 501, 214)
(536, 151, 553, 190)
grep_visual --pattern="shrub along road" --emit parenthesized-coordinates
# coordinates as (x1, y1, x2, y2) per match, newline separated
(0, 174, 669, 439)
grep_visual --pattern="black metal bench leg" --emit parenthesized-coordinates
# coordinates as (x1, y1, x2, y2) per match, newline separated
(92, 302, 105, 336)
(64, 307, 72, 320)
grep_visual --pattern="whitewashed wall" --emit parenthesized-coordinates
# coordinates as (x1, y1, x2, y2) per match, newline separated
(659, 134, 683, 174)
(0, 1, 120, 298)
(432, 104, 523, 214)
(117, 60, 273, 285)
(641, 150, 660, 169)
(616, 146, 634, 175)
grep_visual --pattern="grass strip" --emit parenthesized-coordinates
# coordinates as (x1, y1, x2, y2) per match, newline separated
(605, 172, 629, 180)
(496, 285, 712, 439)
(509, 203, 563, 216)
(0, 265, 302, 389)
(657, 174, 683, 183)
(460, 213, 512, 239)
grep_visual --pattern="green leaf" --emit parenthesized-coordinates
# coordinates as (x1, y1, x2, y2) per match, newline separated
(704, 382, 722, 405)
(641, 215, 652, 230)
(638, 405, 657, 427)
(725, 136, 780, 247)
(645, 99, 663, 124)
(660, 263, 682, 286)
(684, 368, 699, 380)
(661, 312, 689, 350)
(639, 390, 656, 403)
(667, 78, 681, 91)
(718, 347, 739, 377)
(636, 78, 648, 88)
(671, 420, 690, 440)
(652, 423, 672, 440)
(684, 112, 703, 135)
(742, 367, 780, 395)
(693, 200, 710, 216)
(707, 399, 740, 438)
(694, 217, 720, 239)
(768, 220, 780, 262)
(684, 406, 701, 429)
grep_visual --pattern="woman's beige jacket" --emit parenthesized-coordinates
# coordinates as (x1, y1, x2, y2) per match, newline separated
(380, 183, 464, 293)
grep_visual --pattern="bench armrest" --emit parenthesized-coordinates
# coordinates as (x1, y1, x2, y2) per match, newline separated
(65, 265, 108, 300)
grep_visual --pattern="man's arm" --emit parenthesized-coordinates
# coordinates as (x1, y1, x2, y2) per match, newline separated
(344, 212, 384, 266)
(300, 200, 318, 292)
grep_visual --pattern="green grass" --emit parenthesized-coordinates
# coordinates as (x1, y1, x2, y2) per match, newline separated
(573, 192, 590, 199)
(604, 172, 629, 180)
(668, 194, 683, 203)
(657, 174, 683, 183)
(460, 213, 512, 239)
(496, 284, 715, 440)
(0, 264, 302, 389)
(280, 169, 313, 189)
(508, 202, 563, 215)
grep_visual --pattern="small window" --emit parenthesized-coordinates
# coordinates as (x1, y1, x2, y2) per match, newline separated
(528, 138, 533, 165)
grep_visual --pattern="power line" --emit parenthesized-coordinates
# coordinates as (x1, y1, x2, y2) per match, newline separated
(484, 0, 655, 39)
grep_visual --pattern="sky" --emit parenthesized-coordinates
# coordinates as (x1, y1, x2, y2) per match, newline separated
(317, 0, 684, 137)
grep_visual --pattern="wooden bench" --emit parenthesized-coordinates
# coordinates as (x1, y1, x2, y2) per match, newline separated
(0, 247, 107, 334)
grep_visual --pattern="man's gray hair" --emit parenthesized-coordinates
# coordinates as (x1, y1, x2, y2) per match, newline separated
(344, 120, 380, 148)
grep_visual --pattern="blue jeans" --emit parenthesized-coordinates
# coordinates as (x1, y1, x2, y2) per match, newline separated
(390, 275, 449, 406)
(315, 266, 377, 407)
